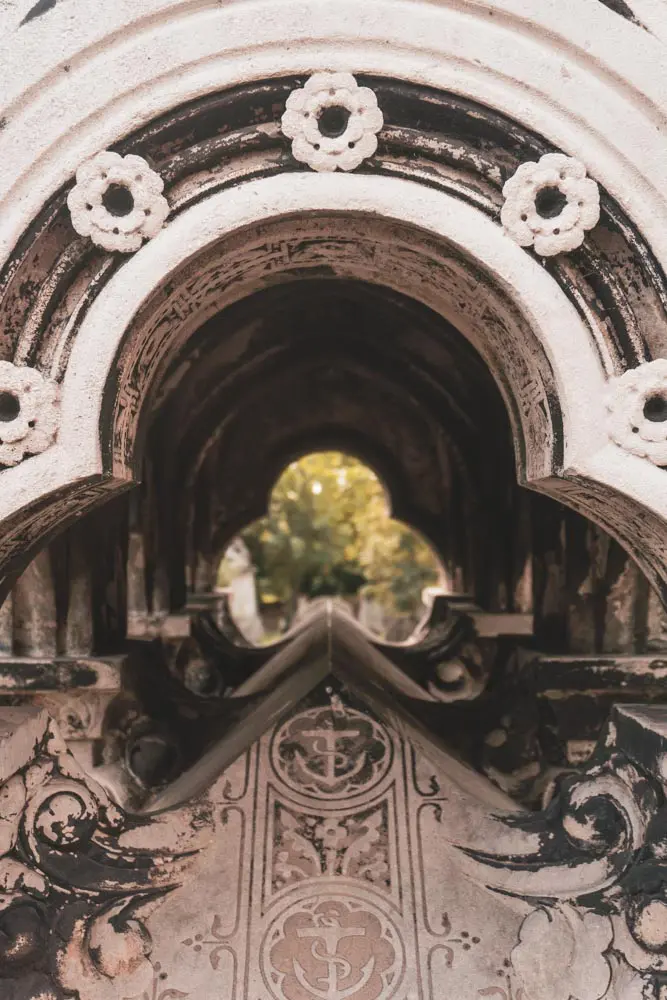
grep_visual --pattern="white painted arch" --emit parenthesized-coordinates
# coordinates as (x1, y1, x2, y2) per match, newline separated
(1, 0, 667, 278)
(2, 171, 663, 581)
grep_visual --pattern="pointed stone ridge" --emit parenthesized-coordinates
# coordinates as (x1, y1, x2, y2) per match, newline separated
(140, 600, 514, 815)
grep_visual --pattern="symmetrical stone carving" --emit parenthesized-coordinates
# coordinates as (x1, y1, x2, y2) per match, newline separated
(501, 153, 600, 256)
(67, 151, 169, 253)
(0, 708, 210, 1000)
(6, 619, 666, 1000)
(0, 362, 59, 467)
(270, 703, 393, 799)
(130, 669, 667, 1000)
(281, 72, 383, 172)
(606, 359, 667, 465)
(262, 893, 403, 1000)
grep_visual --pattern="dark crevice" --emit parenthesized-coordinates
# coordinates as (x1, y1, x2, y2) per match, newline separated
(19, 0, 58, 26)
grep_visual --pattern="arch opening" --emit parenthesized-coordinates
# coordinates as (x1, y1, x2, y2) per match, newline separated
(217, 450, 445, 644)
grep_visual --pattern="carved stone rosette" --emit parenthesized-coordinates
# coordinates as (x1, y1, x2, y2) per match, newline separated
(281, 72, 384, 172)
(501, 153, 600, 256)
(606, 359, 667, 465)
(0, 362, 59, 467)
(67, 151, 169, 253)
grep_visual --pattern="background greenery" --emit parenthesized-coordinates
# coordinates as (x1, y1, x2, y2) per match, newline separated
(219, 452, 441, 624)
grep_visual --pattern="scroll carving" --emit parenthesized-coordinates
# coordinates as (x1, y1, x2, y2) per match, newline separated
(0, 708, 210, 1000)
(453, 706, 667, 998)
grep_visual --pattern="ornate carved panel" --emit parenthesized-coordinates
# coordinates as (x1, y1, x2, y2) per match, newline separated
(145, 685, 528, 999)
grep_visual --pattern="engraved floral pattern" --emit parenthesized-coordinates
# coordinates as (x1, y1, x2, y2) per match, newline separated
(68, 151, 169, 253)
(281, 72, 383, 172)
(501, 153, 600, 256)
(182, 915, 231, 972)
(433, 913, 481, 968)
(272, 802, 390, 891)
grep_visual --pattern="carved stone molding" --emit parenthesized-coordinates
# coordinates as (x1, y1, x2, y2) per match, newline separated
(281, 72, 383, 172)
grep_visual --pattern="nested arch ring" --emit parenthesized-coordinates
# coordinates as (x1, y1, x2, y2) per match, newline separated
(0, 170, 665, 600)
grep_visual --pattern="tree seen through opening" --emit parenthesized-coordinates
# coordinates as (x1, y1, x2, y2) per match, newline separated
(217, 451, 444, 641)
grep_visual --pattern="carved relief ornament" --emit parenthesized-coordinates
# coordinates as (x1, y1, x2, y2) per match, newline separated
(67, 151, 169, 253)
(606, 359, 667, 465)
(463, 708, 667, 999)
(281, 72, 384, 172)
(0, 362, 59, 467)
(501, 152, 600, 256)
(0, 708, 210, 1000)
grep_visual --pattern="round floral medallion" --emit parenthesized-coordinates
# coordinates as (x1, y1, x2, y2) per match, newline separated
(606, 359, 667, 465)
(281, 72, 383, 172)
(501, 152, 600, 256)
(0, 362, 59, 467)
(262, 893, 403, 1000)
(67, 151, 169, 253)
(270, 706, 392, 800)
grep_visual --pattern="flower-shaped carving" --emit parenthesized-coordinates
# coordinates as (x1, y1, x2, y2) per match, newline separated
(0, 361, 59, 466)
(501, 153, 600, 256)
(67, 151, 169, 252)
(315, 820, 348, 850)
(281, 72, 383, 172)
(511, 905, 612, 1000)
(606, 359, 667, 466)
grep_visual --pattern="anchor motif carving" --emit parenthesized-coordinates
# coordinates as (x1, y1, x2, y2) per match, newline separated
(271, 706, 392, 799)
(294, 913, 374, 1000)
(294, 727, 366, 789)
(263, 894, 403, 1000)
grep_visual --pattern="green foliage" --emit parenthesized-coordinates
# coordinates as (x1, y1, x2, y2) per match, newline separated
(237, 452, 441, 617)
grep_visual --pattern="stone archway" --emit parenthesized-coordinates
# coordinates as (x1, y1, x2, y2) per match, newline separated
(2, 3, 667, 999)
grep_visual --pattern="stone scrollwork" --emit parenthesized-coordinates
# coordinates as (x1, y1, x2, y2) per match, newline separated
(426, 638, 487, 702)
(281, 72, 384, 172)
(0, 709, 210, 1000)
(457, 706, 667, 999)
(67, 151, 170, 253)
(606, 359, 667, 465)
(0, 361, 59, 467)
(501, 152, 600, 256)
